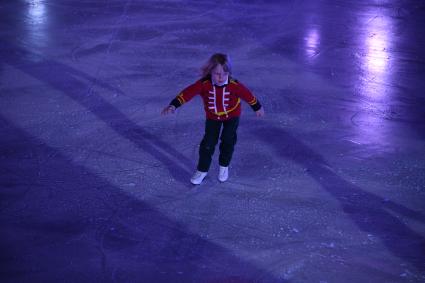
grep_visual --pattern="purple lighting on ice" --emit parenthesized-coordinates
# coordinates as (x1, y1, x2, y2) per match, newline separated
(28, 0, 46, 23)
(358, 12, 393, 99)
(304, 27, 320, 61)
(1, 1, 424, 281)
(353, 9, 395, 146)
(24, 0, 49, 52)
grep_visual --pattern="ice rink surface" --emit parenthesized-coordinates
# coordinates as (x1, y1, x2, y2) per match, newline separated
(1, 0, 424, 282)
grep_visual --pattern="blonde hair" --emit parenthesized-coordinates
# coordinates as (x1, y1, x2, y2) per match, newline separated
(201, 53, 232, 77)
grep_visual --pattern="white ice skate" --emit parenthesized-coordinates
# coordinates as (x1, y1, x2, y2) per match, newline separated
(218, 166, 229, 182)
(190, 171, 207, 185)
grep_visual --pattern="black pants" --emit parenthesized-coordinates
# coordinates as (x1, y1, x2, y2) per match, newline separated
(197, 117, 239, 172)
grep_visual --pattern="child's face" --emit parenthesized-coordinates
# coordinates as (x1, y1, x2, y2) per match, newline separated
(211, 64, 229, 86)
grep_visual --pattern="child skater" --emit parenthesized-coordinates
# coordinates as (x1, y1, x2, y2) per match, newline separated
(161, 53, 264, 185)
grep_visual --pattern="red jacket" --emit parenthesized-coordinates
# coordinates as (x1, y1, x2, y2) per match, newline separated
(170, 76, 262, 121)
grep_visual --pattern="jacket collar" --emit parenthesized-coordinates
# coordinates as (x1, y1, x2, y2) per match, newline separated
(213, 77, 229, 87)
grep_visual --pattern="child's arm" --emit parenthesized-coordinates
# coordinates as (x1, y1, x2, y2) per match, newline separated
(235, 81, 265, 117)
(161, 80, 203, 115)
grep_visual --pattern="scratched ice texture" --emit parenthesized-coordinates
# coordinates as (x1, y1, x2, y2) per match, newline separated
(0, 0, 424, 282)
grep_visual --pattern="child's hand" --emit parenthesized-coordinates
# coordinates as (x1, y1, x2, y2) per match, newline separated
(161, 105, 176, 115)
(255, 107, 265, 117)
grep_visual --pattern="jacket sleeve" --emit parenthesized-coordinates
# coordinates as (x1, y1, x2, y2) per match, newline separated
(235, 82, 262, 111)
(169, 80, 203, 108)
